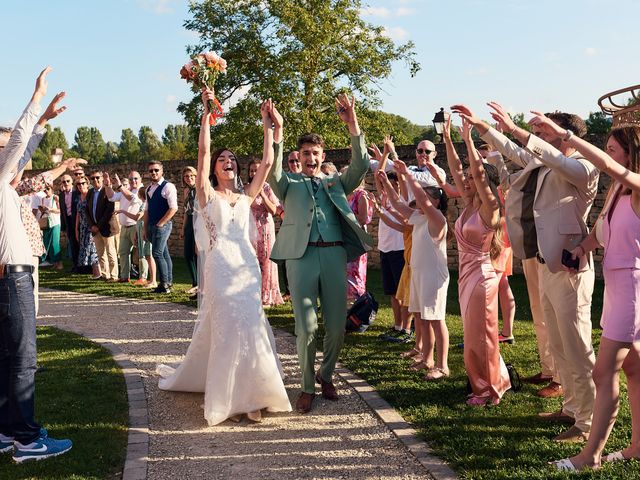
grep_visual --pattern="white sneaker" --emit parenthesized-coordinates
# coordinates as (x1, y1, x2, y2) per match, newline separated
(39, 261, 52, 267)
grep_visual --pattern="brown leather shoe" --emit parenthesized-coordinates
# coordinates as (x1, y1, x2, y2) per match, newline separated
(522, 372, 553, 384)
(553, 425, 589, 443)
(315, 372, 339, 400)
(538, 409, 575, 424)
(537, 381, 563, 398)
(296, 392, 315, 413)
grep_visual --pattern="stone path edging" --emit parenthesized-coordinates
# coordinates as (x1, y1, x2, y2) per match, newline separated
(41, 289, 458, 480)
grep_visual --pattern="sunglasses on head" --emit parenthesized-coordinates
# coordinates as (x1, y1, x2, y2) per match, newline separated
(416, 148, 433, 155)
(148, 169, 160, 173)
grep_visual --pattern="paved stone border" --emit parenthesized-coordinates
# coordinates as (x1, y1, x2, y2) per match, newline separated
(46, 322, 149, 480)
(277, 330, 458, 480)
(44, 291, 456, 480)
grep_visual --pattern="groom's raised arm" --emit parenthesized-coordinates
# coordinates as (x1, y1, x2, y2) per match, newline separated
(335, 93, 368, 195)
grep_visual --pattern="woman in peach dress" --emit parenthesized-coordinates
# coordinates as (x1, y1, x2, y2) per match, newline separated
(446, 109, 511, 406)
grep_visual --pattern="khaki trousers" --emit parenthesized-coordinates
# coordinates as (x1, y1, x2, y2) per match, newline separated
(521, 258, 559, 382)
(93, 233, 119, 280)
(539, 265, 596, 432)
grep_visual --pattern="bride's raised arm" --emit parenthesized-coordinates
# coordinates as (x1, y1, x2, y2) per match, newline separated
(245, 99, 279, 201)
(197, 88, 215, 207)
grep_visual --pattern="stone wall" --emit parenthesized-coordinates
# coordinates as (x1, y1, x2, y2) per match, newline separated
(35, 140, 610, 278)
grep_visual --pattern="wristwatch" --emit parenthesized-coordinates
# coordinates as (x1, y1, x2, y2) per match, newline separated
(563, 129, 574, 142)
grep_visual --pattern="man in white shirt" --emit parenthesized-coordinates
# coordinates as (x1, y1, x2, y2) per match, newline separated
(143, 161, 178, 293)
(105, 171, 142, 282)
(0, 67, 73, 462)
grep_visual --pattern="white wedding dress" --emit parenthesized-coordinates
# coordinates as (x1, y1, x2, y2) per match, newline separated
(157, 193, 291, 425)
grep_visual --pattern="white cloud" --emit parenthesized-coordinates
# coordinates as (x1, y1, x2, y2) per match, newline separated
(361, 6, 391, 18)
(382, 26, 409, 41)
(137, 0, 174, 15)
(396, 7, 415, 16)
(584, 47, 598, 56)
(165, 95, 177, 104)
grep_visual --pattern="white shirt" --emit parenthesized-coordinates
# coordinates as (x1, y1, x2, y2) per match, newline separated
(31, 190, 46, 219)
(377, 208, 405, 253)
(0, 101, 41, 265)
(145, 177, 178, 211)
(369, 159, 445, 188)
(109, 188, 141, 227)
(40, 195, 60, 227)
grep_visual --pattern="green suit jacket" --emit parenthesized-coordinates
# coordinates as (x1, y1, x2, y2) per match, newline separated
(268, 136, 374, 262)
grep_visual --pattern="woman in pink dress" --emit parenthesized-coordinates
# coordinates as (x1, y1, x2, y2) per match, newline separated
(248, 159, 284, 307)
(446, 109, 511, 406)
(531, 109, 640, 471)
(346, 183, 373, 300)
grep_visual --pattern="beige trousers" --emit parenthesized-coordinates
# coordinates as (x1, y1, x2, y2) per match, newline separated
(93, 233, 119, 280)
(539, 264, 596, 432)
(521, 258, 559, 382)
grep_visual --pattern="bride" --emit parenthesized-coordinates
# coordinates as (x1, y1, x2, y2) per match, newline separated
(157, 90, 292, 424)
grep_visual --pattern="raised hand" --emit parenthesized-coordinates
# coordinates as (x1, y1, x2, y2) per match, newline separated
(425, 162, 444, 183)
(335, 93, 360, 135)
(260, 99, 271, 126)
(486, 101, 516, 133)
(383, 135, 395, 154)
(201, 88, 215, 113)
(451, 104, 482, 127)
(461, 117, 473, 142)
(392, 159, 409, 175)
(39, 92, 67, 124)
(269, 101, 283, 130)
(103, 172, 111, 186)
(33, 66, 52, 103)
(113, 173, 122, 188)
(443, 114, 453, 141)
(62, 157, 87, 171)
(368, 143, 383, 161)
(528, 110, 565, 140)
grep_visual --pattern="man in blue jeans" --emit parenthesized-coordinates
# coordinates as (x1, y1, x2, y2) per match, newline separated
(143, 160, 178, 293)
(0, 67, 73, 462)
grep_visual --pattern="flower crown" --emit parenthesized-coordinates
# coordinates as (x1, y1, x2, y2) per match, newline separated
(598, 84, 640, 129)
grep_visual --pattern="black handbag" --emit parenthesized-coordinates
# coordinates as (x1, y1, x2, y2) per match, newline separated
(345, 291, 378, 333)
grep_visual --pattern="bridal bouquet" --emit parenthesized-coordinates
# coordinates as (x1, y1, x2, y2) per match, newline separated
(180, 52, 227, 125)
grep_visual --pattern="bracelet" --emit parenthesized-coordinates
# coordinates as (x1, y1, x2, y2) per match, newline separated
(507, 125, 516, 135)
(563, 129, 574, 142)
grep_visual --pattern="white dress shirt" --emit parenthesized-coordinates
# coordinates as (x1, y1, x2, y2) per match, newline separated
(109, 188, 141, 227)
(0, 101, 41, 265)
(145, 177, 178, 211)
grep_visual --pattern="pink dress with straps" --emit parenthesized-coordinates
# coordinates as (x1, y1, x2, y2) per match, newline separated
(454, 207, 511, 402)
(601, 193, 640, 342)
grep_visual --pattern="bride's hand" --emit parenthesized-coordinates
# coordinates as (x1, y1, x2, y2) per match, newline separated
(201, 88, 215, 114)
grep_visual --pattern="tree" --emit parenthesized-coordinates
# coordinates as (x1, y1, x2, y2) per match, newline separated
(31, 125, 70, 169)
(163, 124, 195, 161)
(138, 126, 163, 162)
(585, 111, 612, 138)
(118, 128, 141, 164)
(104, 141, 120, 164)
(72, 127, 106, 164)
(180, 0, 420, 153)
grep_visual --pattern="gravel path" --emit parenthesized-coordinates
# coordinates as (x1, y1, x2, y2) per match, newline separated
(38, 288, 439, 480)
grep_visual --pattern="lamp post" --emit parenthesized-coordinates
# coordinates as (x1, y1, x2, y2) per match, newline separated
(432, 107, 450, 142)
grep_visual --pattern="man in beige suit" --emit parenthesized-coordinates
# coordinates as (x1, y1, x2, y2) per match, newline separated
(453, 103, 598, 443)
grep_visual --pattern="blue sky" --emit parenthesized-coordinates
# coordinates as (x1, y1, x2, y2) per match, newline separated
(1, 0, 639, 144)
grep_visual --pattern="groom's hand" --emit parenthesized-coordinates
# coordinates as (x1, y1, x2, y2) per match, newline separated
(336, 93, 360, 137)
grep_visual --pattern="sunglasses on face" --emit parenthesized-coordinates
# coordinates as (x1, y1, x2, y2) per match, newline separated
(90, 176, 101, 180)
(76, 182, 87, 186)
(62, 180, 71, 184)
(74, 172, 84, 176)
(288, 159, 300, 164)
(416, 148, 433, 155)
(148, 169, 160, 173)
(129, 177, 140, 181)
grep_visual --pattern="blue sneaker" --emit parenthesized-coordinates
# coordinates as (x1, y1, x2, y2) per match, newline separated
(12, 428, 72, 463)
(0, 435, 14, 454)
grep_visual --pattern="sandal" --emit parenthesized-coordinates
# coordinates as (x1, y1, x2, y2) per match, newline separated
(400, 348, 421, 358)
(602, 451, 627, 463)
(466, 395, 489, 407)
(424, 367, 450, 381)
(549, 458, 577, 472)
(409, 360, 429, 371)
(498, 333, 515, 344)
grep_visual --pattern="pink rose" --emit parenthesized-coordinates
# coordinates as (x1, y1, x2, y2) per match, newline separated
(204, 52, 219, 63)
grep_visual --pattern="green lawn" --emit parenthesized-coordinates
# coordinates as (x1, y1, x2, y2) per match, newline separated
(0, 327, 128, 480)
(40, 261, 639, 479)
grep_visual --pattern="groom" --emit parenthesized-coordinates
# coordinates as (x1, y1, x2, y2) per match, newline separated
(268, 94, 373, 413)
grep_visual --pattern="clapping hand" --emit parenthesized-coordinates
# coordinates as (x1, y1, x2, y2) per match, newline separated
(486, 102, 516, 134)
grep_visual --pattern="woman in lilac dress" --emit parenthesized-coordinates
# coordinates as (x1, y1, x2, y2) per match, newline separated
(531, 109, 640, 471)
(248, 159, 284, 307)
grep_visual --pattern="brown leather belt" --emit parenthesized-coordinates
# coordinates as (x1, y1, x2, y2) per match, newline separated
(0, 264, 35, 279)
(308, 241, 344, 248)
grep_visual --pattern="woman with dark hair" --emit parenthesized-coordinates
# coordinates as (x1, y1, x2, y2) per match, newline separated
(247, 158, 283, 306)
(158, 90, 291, 425)
(75, 177, 100, 278)
(530, 103, 640, 471)
(445, 111, 511, 406)
(180, 166, 198, 295)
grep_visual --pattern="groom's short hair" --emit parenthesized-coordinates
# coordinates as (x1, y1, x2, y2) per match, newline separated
(297, 133, 325, 150)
